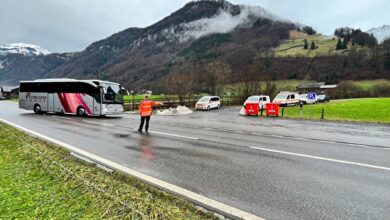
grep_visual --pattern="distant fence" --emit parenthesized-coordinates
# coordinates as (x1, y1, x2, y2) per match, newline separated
(124, 95, 244, 111)
(1, 97, 19, 102)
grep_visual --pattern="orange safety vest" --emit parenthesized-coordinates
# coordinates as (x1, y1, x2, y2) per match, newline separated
(139, 100, 156, 117)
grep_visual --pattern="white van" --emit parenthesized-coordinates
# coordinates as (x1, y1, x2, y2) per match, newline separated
(243, 95, 271, 109)
(273, 92, 300, 106)
(195, 96, 221, 110)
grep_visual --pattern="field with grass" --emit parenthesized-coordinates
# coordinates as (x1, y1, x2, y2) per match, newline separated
(0, 122, 216, 219)
(349, 79, 390, 91)
(123, 94, 166, 102)
(279, 98, 390, 123)
(274, 30, 357, 57)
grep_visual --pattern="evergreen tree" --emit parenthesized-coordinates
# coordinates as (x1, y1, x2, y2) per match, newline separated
(303, 39, 308, 49)
(303, 26, 316, 35)
(336, 38, 343, 50)
(342, 38, 348, 49)
(311, 41, 316, 50)
(345, 32, 351, 43)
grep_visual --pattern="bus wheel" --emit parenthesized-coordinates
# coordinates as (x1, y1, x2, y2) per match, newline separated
(77, 107, 86, 117)
(34, 104, 41, 114)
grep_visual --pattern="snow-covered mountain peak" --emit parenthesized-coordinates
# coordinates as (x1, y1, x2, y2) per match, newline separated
(0, 43, 51, 56)
(367, 25, 390, 43)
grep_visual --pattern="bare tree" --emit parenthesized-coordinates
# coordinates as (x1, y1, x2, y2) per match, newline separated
(205, 61, 230, 96)
(236, 63, 263, 102)
(161, 63, 199, 104)
(264, 81, 277, 98)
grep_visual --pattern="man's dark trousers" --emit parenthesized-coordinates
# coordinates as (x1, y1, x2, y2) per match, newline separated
(138, 116, 151, 132)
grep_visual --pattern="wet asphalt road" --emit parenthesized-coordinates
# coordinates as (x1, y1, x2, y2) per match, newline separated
(1, 101, 390, 220)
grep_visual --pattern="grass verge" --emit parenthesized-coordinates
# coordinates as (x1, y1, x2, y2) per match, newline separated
(0, 122, 216, 219)
(278, 98, 390, 123)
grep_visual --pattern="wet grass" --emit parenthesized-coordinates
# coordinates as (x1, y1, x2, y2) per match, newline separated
(279, 98, 390, 123)
(0, 122, 217, 219)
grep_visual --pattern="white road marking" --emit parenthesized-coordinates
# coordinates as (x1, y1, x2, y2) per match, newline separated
(249, 146, 390, 172)
(51, 115, 198, 140)
(148, 130, 199, 140)
(250, 132, 387, 149)
(0, 118, 262, 220)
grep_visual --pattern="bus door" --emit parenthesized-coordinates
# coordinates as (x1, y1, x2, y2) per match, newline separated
(48, 93, 54, 112)
(93, 91, 102, 116)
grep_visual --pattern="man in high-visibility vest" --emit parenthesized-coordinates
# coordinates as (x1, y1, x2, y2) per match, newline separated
(138, 95, 161, 133)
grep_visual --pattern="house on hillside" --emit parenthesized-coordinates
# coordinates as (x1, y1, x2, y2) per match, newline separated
(138, 90, 153, 95)
(0, 86, 20, 99)
(297, 82, 337, 96)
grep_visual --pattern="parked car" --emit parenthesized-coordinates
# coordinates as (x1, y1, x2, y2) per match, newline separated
(299, 93, 317, 104)
(317, 94, 330, 102)
(195, 96, 221, 110)
(273, 92, 300, 107)
(243, 95, 271, 110)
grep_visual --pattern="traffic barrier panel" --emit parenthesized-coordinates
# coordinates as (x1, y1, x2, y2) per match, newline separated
(245, 103, 259, 116)
(266, 103, 279, 117)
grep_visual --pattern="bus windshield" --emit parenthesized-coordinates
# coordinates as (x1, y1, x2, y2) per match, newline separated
(101, 82, 123, 103)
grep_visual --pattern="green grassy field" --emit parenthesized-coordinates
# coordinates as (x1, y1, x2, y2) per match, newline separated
(349, 79, 390, 91)
(279, 98, 390, 123)
(123, 94, 165, 102)
(122, 95, 184, 103)
(0, 122, 216, 219)
(274, 31, 360, 57)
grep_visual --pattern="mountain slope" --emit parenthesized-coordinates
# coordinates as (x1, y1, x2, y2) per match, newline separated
(367, 25, 390, 43)
(40, 0, 294, 90)
(0, 53, 72, 85)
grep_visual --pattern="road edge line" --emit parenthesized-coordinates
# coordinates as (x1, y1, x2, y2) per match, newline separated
(0, 118, 263, 220)
(249, 146, 390, 172)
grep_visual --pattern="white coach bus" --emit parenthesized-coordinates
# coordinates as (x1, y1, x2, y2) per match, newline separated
(19, 79, 125, 116)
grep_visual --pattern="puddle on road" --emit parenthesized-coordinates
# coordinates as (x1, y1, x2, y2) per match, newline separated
(113, 133, 131, 138)
(124, 136, 155, 162)
(157, 147, 224, 161)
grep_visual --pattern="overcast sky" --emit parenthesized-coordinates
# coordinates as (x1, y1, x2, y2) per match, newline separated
(0, 0, 388, 53)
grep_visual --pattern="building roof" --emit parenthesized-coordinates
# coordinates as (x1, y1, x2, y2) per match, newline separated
(1, 86, 19, 92)
(320, 85, 338, 89)
(297, 82, 326, 89)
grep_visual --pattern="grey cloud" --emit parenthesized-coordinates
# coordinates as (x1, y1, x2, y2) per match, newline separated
(0, 0, 389, 53)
